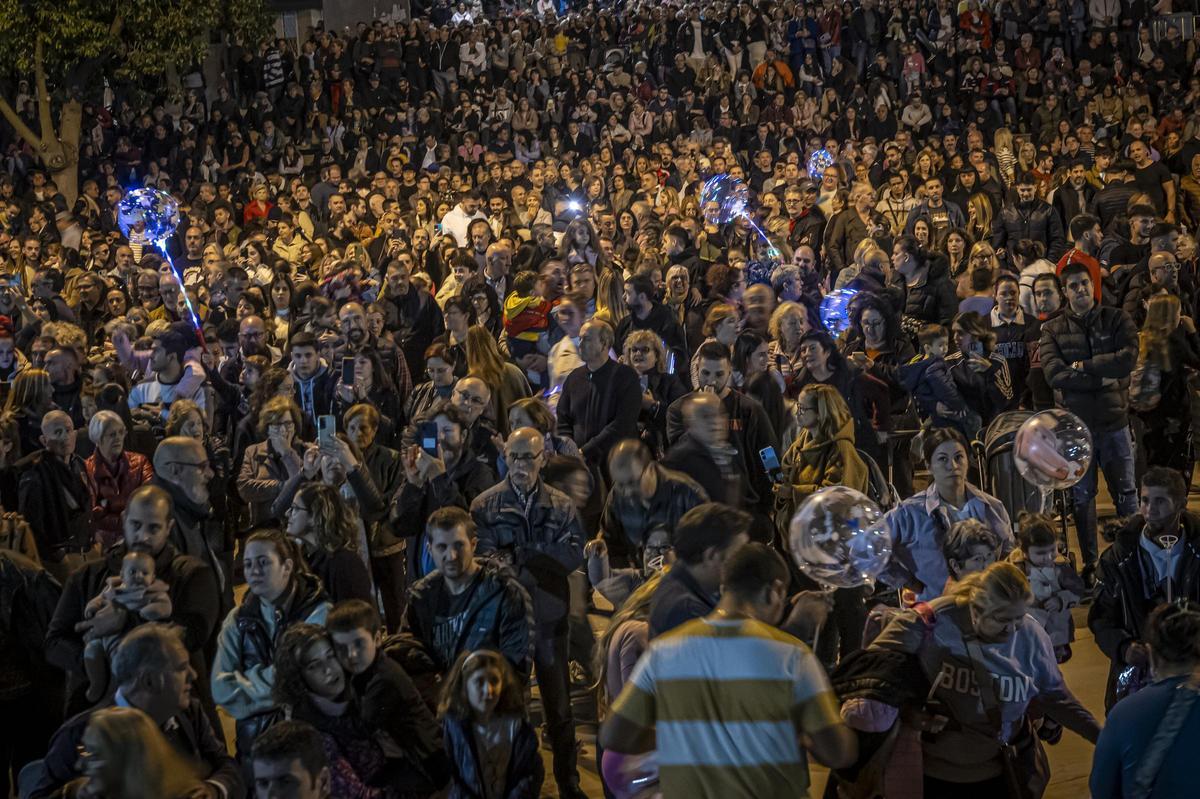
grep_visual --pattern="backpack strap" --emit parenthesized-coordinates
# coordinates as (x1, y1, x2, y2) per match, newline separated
(1128, 674, 1200, 799)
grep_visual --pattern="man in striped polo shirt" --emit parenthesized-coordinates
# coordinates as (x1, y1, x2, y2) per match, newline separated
(600, 543, 857, 798)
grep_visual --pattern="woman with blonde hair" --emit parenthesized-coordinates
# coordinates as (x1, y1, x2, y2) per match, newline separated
(766, 301, 813, 390)
(1132, 293, 1200, 470)
(866, 561, 1099, 798)
(964, 194, 994, 249)
(466, 325, 530, 436)
(959, 240, 998, 298)
(70, 706, 202, 799)
(593, 269, 628, 328)
(992, 128, 1017, 186)
(778, 384, 868, 511)
(624, 329, 687, 457)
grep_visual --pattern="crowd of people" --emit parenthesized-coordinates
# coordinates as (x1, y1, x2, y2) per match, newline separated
(4, 0, 1200, 797)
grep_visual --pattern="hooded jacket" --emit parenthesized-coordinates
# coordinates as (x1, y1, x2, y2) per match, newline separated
(901, 256, 960, 326)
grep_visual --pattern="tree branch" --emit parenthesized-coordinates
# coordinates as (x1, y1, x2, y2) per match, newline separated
(35, 38, 54, 143)
(0, 96, 43, 150)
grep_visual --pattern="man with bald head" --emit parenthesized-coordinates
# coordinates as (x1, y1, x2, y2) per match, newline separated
(601, 438, 708, 567)
(555, 319, 641, 474)
(46, 484, 222, 716)
(451, 375, 501, 471)
(19, 410, 91, 577)
(152, 436, 230, 611)
(1123, 250, 1189, 326)
(471, 427, 587, 799)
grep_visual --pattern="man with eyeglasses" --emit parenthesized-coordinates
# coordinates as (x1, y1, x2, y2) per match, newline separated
(44, 484, 222, 712)
(18, 410, 92, 581)
(785, 179, 827, 257)
(152, 437, 231, 612)
(472, 427, 586, 799)
(450, 375, 502, 472)
(1124, 251, 1187, 326)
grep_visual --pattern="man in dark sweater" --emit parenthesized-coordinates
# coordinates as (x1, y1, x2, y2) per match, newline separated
(556, 319, 641, 475)
(614, 272, 686, 357)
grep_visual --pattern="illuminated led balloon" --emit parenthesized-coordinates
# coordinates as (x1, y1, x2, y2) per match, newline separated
(789, 486, 892, 589)
(820, 288, 858, 335)
(699, 174, 749, 224)
(808, 148, 835, 181)
(117, 188, 181, 242)
(1014, 409, 1093, 491)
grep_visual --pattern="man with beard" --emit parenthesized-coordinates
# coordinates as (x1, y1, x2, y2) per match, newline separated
(44, 346, 86, 430)
(1090, 467, 1200, 710)
(380, 256, 445, 380)
(786, 181, 827, 260)
(1124, 251, 1190, 326)
(44, 486, 221, 718)
(666, 343, 778, 535)
(993, 172, 1067, 263)
(19, 411, 92, 580)
(151, 437, 231, 614)
(615, 273, 685, 356)
(337, 301, 413, 399)
(391, 404, 495, 588)
(449, 375, 501, 472)
(1053, 160, 1098, 230)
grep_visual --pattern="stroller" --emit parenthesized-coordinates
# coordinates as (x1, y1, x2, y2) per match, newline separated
(980, 410, 1075, 562)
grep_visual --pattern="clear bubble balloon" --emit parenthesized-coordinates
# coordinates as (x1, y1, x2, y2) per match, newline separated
(808, 148, 835, 181)
(820, 288, 858, 335)
(117, 188, 181, 243)
(1013, 409, 1093, 491)
(699, 174, 749, 225)
(789, 486, 892, 589)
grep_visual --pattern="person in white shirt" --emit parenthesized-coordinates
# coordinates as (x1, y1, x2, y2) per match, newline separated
(128, 324, 208, 419)
(438, 190, 487, 248)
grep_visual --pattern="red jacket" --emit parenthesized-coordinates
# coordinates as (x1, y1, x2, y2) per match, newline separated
(86, 450, 155, 550)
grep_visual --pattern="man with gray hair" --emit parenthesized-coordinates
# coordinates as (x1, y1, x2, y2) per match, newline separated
(31, 624, 242, 799)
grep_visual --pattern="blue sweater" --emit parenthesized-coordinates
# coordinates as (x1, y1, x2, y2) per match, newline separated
(1090, 675, 1200, 799)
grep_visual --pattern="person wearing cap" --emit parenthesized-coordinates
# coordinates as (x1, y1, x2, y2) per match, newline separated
(128, 323, 208, 421)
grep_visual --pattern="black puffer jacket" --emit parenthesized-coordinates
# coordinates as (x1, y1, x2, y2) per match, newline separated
(406, 558, 534, 677)
(992, 200, 1067, 261)
(1039, 303, 1138, 433)
(1088, 513, 1200, 709)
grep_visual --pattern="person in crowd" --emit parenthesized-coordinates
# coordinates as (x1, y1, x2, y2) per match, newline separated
(55, 706, 210, 799)
(406, 506, 533, 677)
(1040, 261, 1139, 588)
(943, 518, 1002, 584)
(662, 392, 757, 512)
(600, 543, 856, 797)
(19, 409, 91, 578)
(250, 719, 332, 799)
(285, 482, 373, 605)
(623, 329, 688, 459)
(601, 438, 708, 568)
(45, 485, 221, 714)
(31, 624, 242, 799)
(391, 403, 495, 586)
(212, 529, 330, 758)
(326, 600, 448, 789)
(1090, 601, 1200, 799)
(272, 623, 399, 798)
(439, 648, 544, 799)
(85, 410, 155, 552)
(870, 562, 1100, 797)
(1089, 467, 1200, 711)
(471, 426, 586, 799)
(555, 319, 641, 476)
(881, 428, 1013, 602)
(1009, 512, 1085, 663)
(239, 396, 307, 530)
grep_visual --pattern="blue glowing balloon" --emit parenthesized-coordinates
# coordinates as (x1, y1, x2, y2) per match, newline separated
(118, 188, 181, 243)
(820, 288, 858, 335)
(699, 174, 749, 225)
(808, 148, 835, 181)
